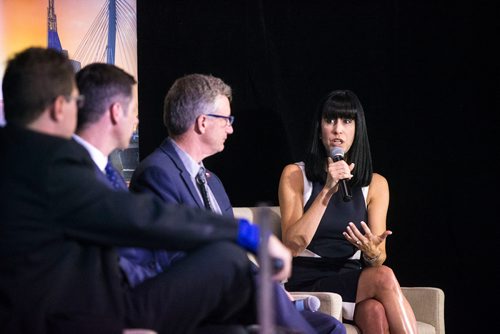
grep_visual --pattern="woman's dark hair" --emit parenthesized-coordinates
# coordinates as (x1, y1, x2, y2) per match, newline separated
(304, 90, 373, 187)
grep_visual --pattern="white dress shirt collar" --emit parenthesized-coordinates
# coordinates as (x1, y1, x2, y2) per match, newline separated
(73, 134, 108, 172)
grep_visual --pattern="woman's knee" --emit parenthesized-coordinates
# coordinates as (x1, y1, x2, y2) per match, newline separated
(359, 298, 386, 318)
(368, 265, 399, 290)
(354, 299, 389, 334)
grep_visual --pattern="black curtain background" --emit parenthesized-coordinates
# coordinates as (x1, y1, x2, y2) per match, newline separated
(137, 1, 499, 332)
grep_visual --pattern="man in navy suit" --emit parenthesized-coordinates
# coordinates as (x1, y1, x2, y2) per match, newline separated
(127, 74, 236, 277)
(73, 63, 138, 188)
(128, 74, 346, 334)
(0, 48, 294, 334)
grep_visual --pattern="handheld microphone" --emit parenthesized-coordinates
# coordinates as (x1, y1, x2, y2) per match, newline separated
(293, 296, 321, 312)
(330, 147, 352, 202)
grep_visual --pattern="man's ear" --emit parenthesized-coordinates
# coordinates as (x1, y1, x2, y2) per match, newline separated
(109, 102, 121, 125)
(194, 114, 207, 134)
(49, 96, 66, 122)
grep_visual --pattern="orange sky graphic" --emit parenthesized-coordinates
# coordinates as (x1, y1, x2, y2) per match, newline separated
(0, 0, 137, 101)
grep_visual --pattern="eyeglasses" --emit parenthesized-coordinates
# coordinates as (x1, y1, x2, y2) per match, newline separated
(65, 94, 85, 108)
(205, 113, 235, 126)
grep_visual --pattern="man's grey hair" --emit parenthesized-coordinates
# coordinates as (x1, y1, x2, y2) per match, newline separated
(163, 73, 232, 136)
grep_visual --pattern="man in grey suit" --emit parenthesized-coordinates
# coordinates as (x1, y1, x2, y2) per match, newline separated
(128, 74, 345, 334)
(0, 48, 293, 334)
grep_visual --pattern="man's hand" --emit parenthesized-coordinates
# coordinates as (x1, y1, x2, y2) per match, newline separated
(267, 235, 292, 281)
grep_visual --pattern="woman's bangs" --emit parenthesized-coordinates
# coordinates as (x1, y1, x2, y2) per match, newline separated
(322, 102, 357, 120)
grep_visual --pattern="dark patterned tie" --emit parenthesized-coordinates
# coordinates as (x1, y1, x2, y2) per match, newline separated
(105, 161, 128, 190)
(195, 167, 214, 211)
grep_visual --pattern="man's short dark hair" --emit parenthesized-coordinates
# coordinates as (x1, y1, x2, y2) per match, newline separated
(76, 63, 136, 131)
(2, 47, 75, 126)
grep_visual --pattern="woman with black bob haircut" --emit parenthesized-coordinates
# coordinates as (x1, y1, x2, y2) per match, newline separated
(279, 90, 418, 333)
(304, 90, 372, 187)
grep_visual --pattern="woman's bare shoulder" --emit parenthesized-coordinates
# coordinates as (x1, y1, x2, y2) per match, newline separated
(368, 172, 389, 197)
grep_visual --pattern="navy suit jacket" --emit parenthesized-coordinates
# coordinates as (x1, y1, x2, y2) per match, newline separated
(131, 138, 233, 217)
(0, 126, 240, 333)
(120, 138, 234, 286)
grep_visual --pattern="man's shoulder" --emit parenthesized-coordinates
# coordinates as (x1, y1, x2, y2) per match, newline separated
(1, 124, 63, 146)
(130, 142, 179, 187)
(1, 125, 88, 161)
(136, 144, 177, 172)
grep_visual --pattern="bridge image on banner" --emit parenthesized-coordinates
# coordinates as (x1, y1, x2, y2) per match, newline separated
(47, 0, 139, 181)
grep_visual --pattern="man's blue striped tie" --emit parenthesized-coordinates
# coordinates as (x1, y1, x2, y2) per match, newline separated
(105, 161, 128, 190)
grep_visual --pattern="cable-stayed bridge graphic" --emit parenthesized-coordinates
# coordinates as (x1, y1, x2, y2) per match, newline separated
(48, 0, 137, 79)
(47, 0, 138, 179)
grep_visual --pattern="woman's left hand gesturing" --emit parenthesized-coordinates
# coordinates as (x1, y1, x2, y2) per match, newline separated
(343, 221, 392, 256)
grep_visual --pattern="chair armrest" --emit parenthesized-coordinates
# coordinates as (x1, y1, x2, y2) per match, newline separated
(233, 206, 283, 238)
(289, 291, 343, 321)
(401, 287, 445, 334)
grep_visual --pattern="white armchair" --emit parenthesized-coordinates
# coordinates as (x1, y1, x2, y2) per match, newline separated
(233, 206, 445, 334)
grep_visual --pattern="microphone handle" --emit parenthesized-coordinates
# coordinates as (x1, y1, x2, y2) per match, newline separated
(339, 179, 352, 202)
(332, 155, 352, 202)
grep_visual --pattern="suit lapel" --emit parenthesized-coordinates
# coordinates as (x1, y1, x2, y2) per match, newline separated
(159, 139, 205, 209)
(72, 137, 114, 190)
(91, 161, 118, 190)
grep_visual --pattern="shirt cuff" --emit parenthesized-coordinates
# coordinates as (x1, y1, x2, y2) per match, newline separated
(237, 218, 260, 253)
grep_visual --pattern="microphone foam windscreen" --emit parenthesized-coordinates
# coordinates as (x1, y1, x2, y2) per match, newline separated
(306, 295, 321, 312)
(330, 147, 344, 157)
